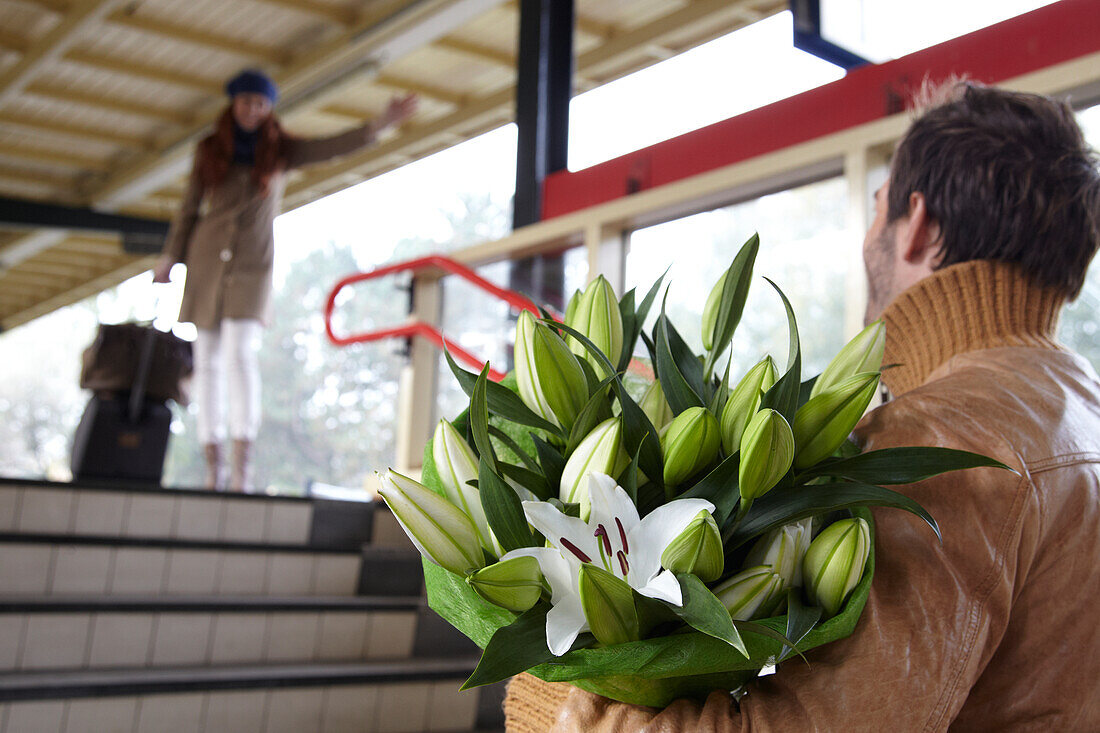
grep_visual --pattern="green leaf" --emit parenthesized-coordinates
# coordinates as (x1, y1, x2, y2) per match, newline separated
(487, 425, 540, 472)
(664, 309, 706, 399)
(639, 331, 658, 365)
(759, 279, 801, 423)
(680, 453, 741, 526)
(703, 233, 759, 377)
(532, 435, 566, 492)
(566, 375, 616, 454)
(797, 447, 1016, 484)
(469, 366, 498, 475)
(724, 480, 940, 549)
(547, 320, 619, 379)
(779, 589, 820, 662)
(478, 459, 536, 551)
(444, 349, 562, 437)
(614, 380, 664, 488)
(462, 604, 557, 689)
(617, 288, 637, 374)
(708, 357, 734, 415)
(671, 573, 748, 657)
(621, 444, 643, 503)
(497, 461, 553, 501)
(798, 376, 817, 410)
(655, 308, 704, 414)
(621, 269, 668, 372)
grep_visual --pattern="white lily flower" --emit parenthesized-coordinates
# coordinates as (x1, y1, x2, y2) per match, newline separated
(502, 473, 715, 656)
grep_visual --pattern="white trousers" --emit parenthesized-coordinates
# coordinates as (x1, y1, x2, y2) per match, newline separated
(193, 318, 262, 444)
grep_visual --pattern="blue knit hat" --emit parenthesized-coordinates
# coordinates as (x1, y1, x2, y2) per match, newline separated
(225, 69, 278, 103)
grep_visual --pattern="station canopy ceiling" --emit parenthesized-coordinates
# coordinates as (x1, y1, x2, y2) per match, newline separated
(0, 0, 784, 330)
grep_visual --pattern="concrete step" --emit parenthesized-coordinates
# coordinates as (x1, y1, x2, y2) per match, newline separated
(0, 479, 377, 552)
(0, 597, 421, 673)
(0, 536, 361, 598)
(0, 659, 500, 733)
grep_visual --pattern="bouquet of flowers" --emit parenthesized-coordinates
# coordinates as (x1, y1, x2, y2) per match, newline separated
(378, 235, 1009, 707)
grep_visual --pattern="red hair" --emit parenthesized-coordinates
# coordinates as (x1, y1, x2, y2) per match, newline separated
(196, 107, 293, 196)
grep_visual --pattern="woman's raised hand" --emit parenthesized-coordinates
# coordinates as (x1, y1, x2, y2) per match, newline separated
(380, 93, 418, 131)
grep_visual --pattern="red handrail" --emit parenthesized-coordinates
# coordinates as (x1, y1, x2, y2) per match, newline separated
(324, 255, 543, 382)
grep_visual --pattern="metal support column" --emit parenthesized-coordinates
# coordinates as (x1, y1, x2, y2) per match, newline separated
(509, 0, 574, 316)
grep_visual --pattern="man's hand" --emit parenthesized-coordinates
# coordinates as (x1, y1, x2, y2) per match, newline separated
(152, 255, 174, 284)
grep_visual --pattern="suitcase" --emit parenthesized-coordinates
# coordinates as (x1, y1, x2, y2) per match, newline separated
(70, 393, 172, 483)
(71, 320, 174, 484)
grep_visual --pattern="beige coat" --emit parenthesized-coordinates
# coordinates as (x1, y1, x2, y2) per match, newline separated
(504, 261, 1100, 731)
(162, 124, 376, 330)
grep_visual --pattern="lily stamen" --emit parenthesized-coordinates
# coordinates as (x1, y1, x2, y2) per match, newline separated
(561, 538, 592, 563)
(616, 517, 629, 554)
(617, 550, 630, 576)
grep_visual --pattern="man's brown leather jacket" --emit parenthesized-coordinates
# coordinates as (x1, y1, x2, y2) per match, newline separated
(507, 263, 1100, 732)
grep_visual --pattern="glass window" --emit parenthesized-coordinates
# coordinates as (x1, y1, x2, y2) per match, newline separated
(624, 177, 853, 385)
(1058, 103, 1100, 370)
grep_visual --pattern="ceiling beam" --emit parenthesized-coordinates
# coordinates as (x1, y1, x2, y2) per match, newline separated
(11, 0, 71, 14)
(0, 29, 32, 54)
(0, 255, 149, 331)
(434, 36, 514, 68)
(24, 82, 192, 125)
(0, 163, 73, 188)
(0, 110, 150, 148)
(0, 0, 130, 108)
(249, 0, 358, 26)
(375, 74, 466, 105)
(105, 11, 289, 64)
(0, 142, 111, 171)
(319, 103, 372, 121)
(63, 49, 222, 94)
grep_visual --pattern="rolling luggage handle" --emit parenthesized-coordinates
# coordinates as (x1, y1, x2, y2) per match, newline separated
(126, 293, 162, 423)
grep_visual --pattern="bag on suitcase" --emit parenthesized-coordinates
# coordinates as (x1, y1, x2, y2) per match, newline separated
(71, 321, 185, 484)
(79, 322, 192, 404)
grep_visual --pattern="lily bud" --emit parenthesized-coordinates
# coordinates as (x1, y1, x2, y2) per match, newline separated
(720, 356, 777, 454)
(811, 320, 885, 399)
(431, 420, 496, 554)
(378, 470, 486, 576)
(738, 408, 795, 503)
(660, 509, 724, 582)
(701, 269, 730, 352)
(661, 406, 720, 487)
(563, 288, 583, 329)
(744, 518, 813, 588)
(560, 418, 626, 515)
(793, 372, 880, 470)
(803, 517, 870, 617)
(514, 310, 589, 430)
(639, 379, 674, 430)
(713, 565, 786, 621)
(466, 556, 543, 612)
(578, 563, 640, 647)
(566, 275, 624, 374)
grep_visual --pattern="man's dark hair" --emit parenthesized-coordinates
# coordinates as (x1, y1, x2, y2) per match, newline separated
(888, 82, 1100, 299)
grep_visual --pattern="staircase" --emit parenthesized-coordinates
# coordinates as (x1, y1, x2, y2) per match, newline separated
(0, 478, 504, 732)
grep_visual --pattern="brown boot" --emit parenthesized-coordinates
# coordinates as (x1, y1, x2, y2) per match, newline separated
(203, 443, 226, 490)
(230, 439, 253, 492)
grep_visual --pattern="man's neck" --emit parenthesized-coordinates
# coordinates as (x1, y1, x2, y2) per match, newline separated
(879, 260, 1064, 396)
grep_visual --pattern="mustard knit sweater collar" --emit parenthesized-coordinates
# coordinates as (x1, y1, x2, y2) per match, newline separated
(879, 260, 1064, 397)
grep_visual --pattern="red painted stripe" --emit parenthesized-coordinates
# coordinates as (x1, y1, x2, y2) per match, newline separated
(542, 0, 1100, 219)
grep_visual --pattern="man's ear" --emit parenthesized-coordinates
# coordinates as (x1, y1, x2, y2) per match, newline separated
(898, 192, 943, 267)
